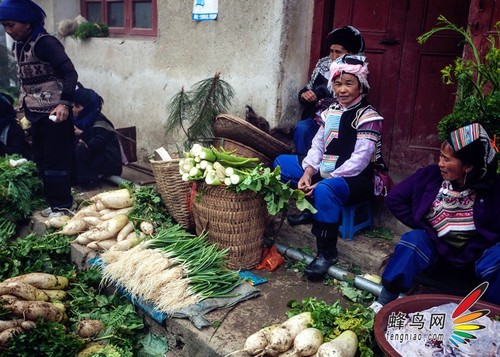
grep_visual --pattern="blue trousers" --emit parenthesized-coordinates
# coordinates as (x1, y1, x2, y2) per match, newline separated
(293, 118, 319, 155)
(274, 154, 372, 224)
(382, 229, 500, 305)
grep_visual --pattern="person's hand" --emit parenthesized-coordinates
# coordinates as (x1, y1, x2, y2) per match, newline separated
(304, 182, 318, 197)
(301, 90, 318, 103)
(298, 167, 314, 190)
(74, 126, 83, 136)
(49, 104, 70, 123)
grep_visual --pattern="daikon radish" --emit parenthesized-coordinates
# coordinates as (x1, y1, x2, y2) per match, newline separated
(76, 319, 104, 338)
(44, 215, 71, 229)
(41, 289, 68, 301)
(58, 218, 88, 236)
(72, 203, 99, 219)
(109, 234, 143, 251)
(316, 330, 358, 357)
(8, 300, 63, 322)
(4, 272, 69, 290)
(74, 231, 93, 245)
(291, 327, 323, 356)
(116, 221, 134, 242)
(85, 214, 129, 241)
(82, 216, 103, 226)
(263, 326, 294, 356)
(0, 295, 18, 304)
(94, 188, 133, 209)
(140, 221, 154, 235)
(87, 239, 117, 250)
(99, 207, 131, 221)
(95, 200, 107, 211)
(0, 326, 22, 346)
(243, 329, 268, 355)
(0, 281, 49, 301)
(281, 312, 313, 339)
(0, 319, 24, 333)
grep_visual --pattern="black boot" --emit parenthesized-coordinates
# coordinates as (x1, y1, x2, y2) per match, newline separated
(305, 223, 339, 280)
(287, 209, 313, 226)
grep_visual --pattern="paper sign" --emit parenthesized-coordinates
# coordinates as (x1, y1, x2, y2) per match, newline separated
(192, 0, 218, 21)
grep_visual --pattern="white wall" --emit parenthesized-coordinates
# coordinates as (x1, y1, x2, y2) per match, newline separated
(36, 0, 314, 159)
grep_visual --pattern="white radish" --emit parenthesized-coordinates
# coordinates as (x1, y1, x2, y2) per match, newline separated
(316, 330, 358, 357)
(93, 188, 133, 209)
(45, 215, 71, 229)
(243, 329, 268, 355)
(292, 327, 323, 356)
(73, 231, 93, 245)
(87, 239, 117, 251)
(263, 325, 294, 356)
(99, 207, 131, 221)
(72, 204, 98, 219)
(140, 221, 154, 235)
(82, 216, 103, 226)
(281, 312, 313, 339)
(110, 234, 143, 251)
(117, 221, 134, 242)
(85, 214, 129, 241)
(58, 218, 88, 236)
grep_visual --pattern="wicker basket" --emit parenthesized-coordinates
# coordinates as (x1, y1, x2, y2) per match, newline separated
(192, 184, 268, 270)
(212, 114, 293, 160)
(150, 159, 195, 231)
(213, 137, 272, 167)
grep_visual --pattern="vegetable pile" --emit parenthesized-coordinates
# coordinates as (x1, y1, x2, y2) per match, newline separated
(232, 312, 327, 357)
(0, 272, 70, 346)
(180, 144, 316, 215)
(53, 188, 151, 252)
(99, 225, 243, 313)
(287, 297, 377, 357)
(0, 155, 43, 240)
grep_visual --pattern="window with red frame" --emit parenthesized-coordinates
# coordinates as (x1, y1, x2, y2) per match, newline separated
(81, 0, 157, 36)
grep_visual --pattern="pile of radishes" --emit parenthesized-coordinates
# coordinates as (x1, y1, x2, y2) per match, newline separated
(0, 273, 70, 346)
(48, 188, 154, 252)
(234, 311, 359, 357)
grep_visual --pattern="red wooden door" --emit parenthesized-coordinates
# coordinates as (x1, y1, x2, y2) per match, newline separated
(332, 0, 470, 175)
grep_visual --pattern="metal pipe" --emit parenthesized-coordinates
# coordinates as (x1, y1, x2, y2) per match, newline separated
(104, 175, 140, 189)
(275, 242, 383, 296)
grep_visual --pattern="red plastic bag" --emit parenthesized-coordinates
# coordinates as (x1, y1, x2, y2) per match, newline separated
(256, 244, 284, 271)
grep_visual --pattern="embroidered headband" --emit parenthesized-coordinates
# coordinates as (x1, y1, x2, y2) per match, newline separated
(328, 54, 370, 93)
(447, 123, 497, 169)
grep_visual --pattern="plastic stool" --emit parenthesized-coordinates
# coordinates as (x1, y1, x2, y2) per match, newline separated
(339, 200, 372, 240)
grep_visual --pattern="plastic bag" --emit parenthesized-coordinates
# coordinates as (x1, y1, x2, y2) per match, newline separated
(256, 244, 284, 271)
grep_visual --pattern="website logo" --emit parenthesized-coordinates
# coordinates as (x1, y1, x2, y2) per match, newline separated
(449, 281, 489, 347)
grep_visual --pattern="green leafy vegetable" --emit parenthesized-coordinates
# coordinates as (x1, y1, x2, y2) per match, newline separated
(287, 297, 377, 357)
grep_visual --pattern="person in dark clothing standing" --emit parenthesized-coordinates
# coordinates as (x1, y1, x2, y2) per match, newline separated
(72, 85, 123, 189)
(0, 0, 78, 217)
(0, 92, 25, 157)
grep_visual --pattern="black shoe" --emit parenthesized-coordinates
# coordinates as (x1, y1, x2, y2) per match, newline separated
(304, 254, 338, 280)
(287, 209, 313, 226)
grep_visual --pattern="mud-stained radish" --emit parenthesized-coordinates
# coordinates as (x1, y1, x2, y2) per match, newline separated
(76, 319, 104, 338)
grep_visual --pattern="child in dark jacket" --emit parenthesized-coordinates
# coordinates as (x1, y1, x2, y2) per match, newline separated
(0, 93, 25, 157)
(72, 85, 123, 189)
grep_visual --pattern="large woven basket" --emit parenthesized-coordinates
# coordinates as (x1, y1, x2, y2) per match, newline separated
(212, 114, 293, 160)
(150, 159, 195, 231)
(192, 184, 268, 270)
(213, 137, 272, 167)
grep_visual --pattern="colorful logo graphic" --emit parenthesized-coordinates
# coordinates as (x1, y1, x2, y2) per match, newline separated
(449, 281, 490, 347)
